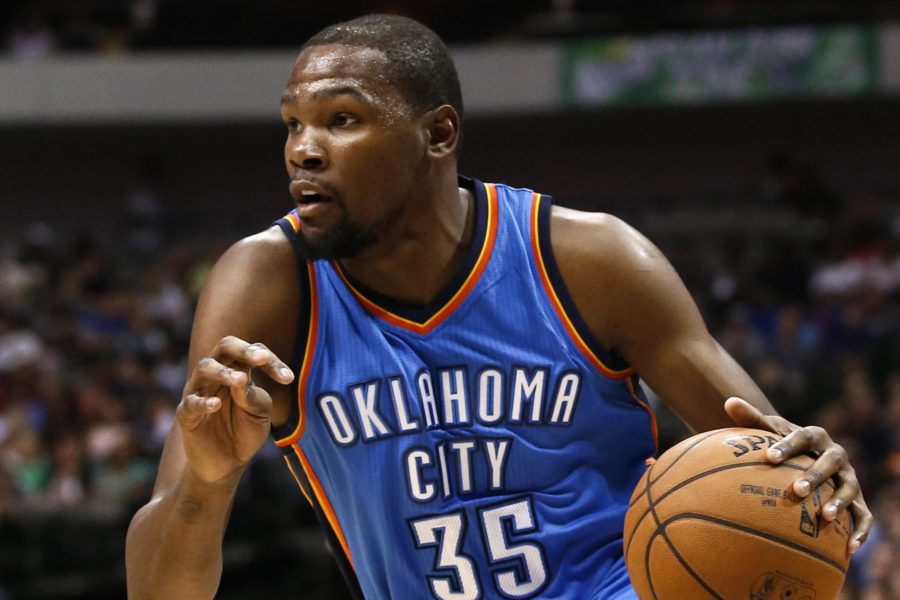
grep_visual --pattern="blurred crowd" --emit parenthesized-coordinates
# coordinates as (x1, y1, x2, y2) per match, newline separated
(0, 180, 225, 597)
(2, 0, 160, 59)
(0, 173, 225, 515)
(5, 0, 900, 59)
(655, 154, 900, 599)
(0, 156, 898, 598)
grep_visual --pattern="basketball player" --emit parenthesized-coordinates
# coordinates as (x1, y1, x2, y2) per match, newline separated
(125, 15, 872, 600)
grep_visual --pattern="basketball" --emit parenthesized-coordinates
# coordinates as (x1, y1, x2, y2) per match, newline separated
(623, 427, 853, 599)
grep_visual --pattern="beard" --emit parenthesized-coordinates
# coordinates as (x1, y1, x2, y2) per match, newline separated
(295, 205, 404, 261)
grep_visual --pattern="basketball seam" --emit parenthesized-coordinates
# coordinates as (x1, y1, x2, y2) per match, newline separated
(631, 459, 845, 600)
(647, 520, 727, 600)
(628, 429, 727, 509)
(626, 461, 802, 559)
(659, 512, 849, 574)
(643, 458, 662, 600)
(642, 457, 725, 600)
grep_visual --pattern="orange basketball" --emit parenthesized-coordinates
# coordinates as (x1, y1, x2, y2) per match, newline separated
(623, 427, 852, 599)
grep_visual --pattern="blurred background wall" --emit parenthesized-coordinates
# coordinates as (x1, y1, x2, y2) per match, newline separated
(1, 1, 899, 599)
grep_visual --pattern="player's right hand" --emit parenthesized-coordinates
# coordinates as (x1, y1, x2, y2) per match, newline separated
(176, 336, 295, 485)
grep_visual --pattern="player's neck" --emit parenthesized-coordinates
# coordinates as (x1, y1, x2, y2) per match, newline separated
(338, 172, 475, 306)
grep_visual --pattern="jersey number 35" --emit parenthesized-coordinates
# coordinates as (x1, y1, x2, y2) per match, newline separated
(409, 496, 550, 600)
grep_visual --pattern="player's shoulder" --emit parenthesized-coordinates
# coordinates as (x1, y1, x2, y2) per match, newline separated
(548, 204, 662, 273)
(196, 224, 300, 347)
(191, 225, 301, 405)
(221, 224, 294, 268)
(230, 223, 293, 255)
(546, 205, 671, 348)
(206, 225, 298, 297)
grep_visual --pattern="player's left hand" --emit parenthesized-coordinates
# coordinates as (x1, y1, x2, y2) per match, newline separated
(723, 396, 873, 555)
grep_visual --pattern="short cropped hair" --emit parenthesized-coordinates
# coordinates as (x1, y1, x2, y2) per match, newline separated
(302, 14, 464, 121)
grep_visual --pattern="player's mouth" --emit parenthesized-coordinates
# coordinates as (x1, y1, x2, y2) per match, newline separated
(297, 190, 331, 218)
(290, 180, 335, 219)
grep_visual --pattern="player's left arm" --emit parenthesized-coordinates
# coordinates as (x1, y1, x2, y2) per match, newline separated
(550, 206, 872, 553)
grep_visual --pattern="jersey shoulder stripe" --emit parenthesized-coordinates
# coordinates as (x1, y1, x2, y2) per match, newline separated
(528, 193, 633, 378)
(271, 210, 316, 448)
(273, 261, 319, 448)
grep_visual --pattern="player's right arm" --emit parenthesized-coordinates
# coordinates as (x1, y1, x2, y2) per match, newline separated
(550, 206, 872, 552)
(125, 227, 299, 600)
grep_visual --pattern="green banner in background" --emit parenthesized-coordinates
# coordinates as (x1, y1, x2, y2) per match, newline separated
(563, 26, 879, 107)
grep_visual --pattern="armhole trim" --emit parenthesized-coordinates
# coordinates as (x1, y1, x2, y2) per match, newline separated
(284, 446, 364, 599)
(272, 212, 318, 447)
(529, 194, 634, 379)
(626, 375, 659, 455)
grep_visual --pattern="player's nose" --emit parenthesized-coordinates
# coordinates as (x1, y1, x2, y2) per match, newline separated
(287, 133, 328, 171)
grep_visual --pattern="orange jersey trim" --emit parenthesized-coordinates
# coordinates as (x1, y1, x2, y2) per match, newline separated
(283, 454, 314, 506)
(285, 211, 301, 232)
(292, 443, 355, 569)
(275, 262, 319, 448)
(333, 182, 500, 335)
(626, 376, 659, 454)
(529, 193, 633, 380)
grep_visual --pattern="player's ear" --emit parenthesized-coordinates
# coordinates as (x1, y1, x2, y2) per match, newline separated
(423, 105, 461, 159)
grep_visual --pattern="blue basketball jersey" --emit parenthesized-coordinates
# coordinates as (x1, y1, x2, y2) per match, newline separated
(271, 177, 657, 600)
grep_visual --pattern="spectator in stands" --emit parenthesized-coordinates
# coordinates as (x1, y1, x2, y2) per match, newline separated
(91, 431, 154, 516)
(3, 426, 49, 502)
(43, 434, 87, 508)
(5, 14, 56, 60)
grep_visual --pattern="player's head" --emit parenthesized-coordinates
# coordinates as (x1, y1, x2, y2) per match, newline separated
(282, 14, 464, 260)
(301, 14, 464, 125)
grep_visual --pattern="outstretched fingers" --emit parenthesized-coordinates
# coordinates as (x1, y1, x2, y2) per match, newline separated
(772, 428, 873, 554)
(765, 426, 834, 496)
(212, 336, 294, 385)
(723, 396, 873, 554)
(178, 337, 293, 430)
(178, 356, 244, 428)
(177, 393, 223, 430)
(848, 499, 874, 554)
(209, 338, 289, 417)
(191, 355, 249, 393)
(723, 396, 792, 448)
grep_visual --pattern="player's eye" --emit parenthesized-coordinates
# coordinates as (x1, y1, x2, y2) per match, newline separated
(285, 119, 302, 133)
(331, 113, 358, 128)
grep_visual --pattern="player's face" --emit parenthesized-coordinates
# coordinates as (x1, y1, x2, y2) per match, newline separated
(280, 44, 427, 259)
